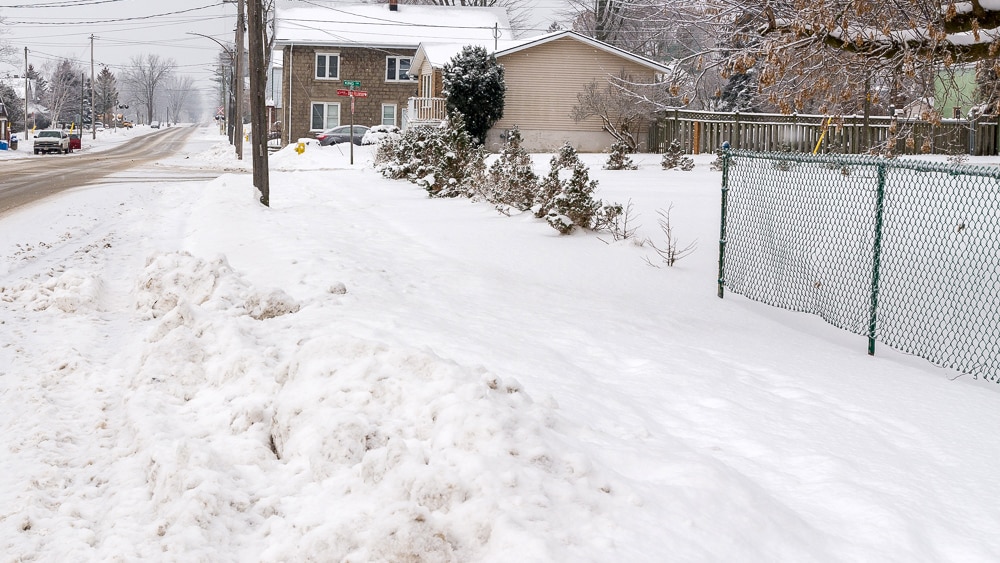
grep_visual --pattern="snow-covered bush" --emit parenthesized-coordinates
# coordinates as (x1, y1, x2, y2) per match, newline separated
(661, 139, 694, 171)
(374, 125, 435, 181)
(533, 142, 603, 234)
(533, 143, 578, 219)
(604, 138, 637, 170)
(486, 126, 538, 213)
(414, 115, 486, 198)
(362, 124, 401, 146)
(547, 161, 602, 234)
(374, 116, 486, 198)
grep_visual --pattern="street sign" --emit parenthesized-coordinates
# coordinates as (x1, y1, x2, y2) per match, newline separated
(337, 89, 351, 96)
(343, 80, 361, 87)
(350, 90, 368, 98)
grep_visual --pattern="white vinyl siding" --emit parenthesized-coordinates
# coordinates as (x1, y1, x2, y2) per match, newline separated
(494, 37, 654, 133)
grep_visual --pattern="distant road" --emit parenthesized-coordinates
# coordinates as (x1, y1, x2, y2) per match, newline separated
(0, 125, 222, 216)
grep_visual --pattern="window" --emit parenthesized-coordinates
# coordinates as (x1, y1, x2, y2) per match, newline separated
(421, 73, 433, 97)
(315, 53, 340, 80)
(311, 102, 340, 130)
(386, 56, 414, 82)
(382, 104, 397, 127)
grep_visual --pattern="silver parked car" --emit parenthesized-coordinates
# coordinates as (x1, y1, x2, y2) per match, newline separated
(316, 125, 369, 146)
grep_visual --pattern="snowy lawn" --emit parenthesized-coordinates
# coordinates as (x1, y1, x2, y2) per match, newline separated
(1, 126, 998, 561)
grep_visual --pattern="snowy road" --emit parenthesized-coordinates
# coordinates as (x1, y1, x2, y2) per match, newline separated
(0, 126, 206, 215)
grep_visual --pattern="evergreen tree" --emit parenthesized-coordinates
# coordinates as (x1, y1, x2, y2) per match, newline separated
(487, 126, 538, 212)
(26, 64, 47, 103)
(718, 70, 759, 112)
(94, 67, 119, 126)
(604, 138, 637, 170)
(533, 142, 601, 234)
(0, 83, 24, 131)
(442, 46, 505, 144)
(534, 142, 580, 219)
(547, 160, 601, 234)
(661, 139, 694, 171)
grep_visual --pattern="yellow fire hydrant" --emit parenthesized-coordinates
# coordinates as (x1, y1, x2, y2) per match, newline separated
(295, 142, 305, 155)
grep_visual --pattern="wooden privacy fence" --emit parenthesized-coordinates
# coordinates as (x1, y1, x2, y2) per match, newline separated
(648, 109, 1000, 156)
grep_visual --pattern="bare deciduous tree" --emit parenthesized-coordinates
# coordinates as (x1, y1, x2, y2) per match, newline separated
(726, 0, 1000, 117)
(123, 53, 175, 124)
(43, 59, 83, 127)
(644, 204, 696, 268)
(571, 71, 662, 151)
(164, 75, 196, 123)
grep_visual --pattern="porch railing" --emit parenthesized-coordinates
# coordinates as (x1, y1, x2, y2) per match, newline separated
(407, 97, 447, 125)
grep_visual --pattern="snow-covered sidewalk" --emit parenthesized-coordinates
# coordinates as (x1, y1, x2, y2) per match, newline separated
(1, 126, 998, 561)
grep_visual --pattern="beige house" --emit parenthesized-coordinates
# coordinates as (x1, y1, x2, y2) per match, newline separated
(272, 1, 508, 145)
(410, 31, 673, 152)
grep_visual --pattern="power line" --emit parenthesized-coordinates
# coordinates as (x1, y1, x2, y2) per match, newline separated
(4, 3, 218, 25)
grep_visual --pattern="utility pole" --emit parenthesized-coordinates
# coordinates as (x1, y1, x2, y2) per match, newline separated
(234, 0, 245, 160)
(247, 0, 270, 205)
(90, 35, 96, 140)
(80, 72, 85, 133)
(24, 47, 29, 139)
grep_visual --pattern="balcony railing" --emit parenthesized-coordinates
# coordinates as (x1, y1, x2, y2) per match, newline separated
(407, 97, 447, 126)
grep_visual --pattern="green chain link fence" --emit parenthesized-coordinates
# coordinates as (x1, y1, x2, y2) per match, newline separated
(719, 149, 1000, 384)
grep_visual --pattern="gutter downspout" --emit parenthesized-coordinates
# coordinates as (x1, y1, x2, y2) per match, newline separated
(287, 44, 293, 146)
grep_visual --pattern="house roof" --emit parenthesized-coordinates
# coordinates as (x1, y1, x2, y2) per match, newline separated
(273, 3, 510, 50)
(411, 31, 674, 75)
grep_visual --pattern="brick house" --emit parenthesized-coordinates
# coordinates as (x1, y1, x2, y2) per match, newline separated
(272, 0, 509, 145)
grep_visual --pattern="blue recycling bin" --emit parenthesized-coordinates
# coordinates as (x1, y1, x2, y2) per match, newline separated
(0, 140, 8, 151)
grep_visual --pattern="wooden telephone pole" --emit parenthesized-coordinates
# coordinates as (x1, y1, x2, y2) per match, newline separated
(234, 0, 245, 160)
(247, 0, 270, 205)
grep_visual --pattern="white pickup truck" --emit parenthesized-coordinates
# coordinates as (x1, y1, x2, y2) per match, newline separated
(33, 130, 71, 155)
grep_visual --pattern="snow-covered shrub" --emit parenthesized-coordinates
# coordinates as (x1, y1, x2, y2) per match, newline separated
(604, 138, 637, 170)
(362, 124, 401, 146)
(532, 143, 578, 219)
(486, 126, 538, 212)
(533, 142, 602, 234)
(710, 146, 725, 171)
(547, 161, 601, 234)
(414, 114, 487, 198)
(374, 125, 436, 181)
(661, 139, 694, 171)
(592, 200, 634, 241)
(374, 116, 486, 198)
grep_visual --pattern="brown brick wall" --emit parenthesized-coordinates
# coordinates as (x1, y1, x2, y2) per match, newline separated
(281, 45, 419, 143)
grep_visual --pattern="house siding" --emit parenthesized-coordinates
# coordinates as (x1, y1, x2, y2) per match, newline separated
(490, 37, 657, 152)
(282, 45, 418, 143)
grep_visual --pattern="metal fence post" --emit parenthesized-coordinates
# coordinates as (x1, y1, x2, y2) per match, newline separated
(867, 160, 888, 355)
(718, 145, 731, 298)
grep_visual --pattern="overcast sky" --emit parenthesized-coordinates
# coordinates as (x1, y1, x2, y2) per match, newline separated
(0, 0, 565, 115)
(0, 0, 243, 106)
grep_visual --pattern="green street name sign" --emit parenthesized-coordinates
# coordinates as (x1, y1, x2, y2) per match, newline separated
(343, 80, 362, 87)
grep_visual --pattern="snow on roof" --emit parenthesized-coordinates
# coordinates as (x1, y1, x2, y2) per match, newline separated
(411, 31, 673, 75)
(273, 2, 510, 49)
(496, 31, 673, 74)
